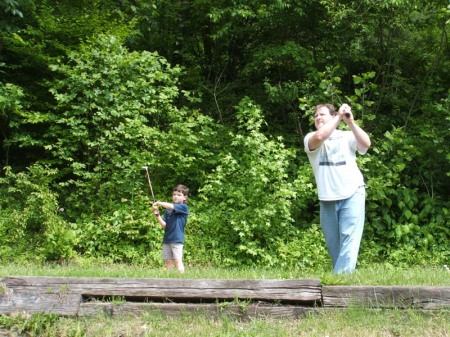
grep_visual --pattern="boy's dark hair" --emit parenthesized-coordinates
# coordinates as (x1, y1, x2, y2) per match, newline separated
(173, 184, 189, 203)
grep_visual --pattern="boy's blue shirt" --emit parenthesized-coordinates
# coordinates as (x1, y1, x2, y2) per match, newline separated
(162, 203, 189, 244)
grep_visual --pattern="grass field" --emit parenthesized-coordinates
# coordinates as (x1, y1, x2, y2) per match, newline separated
(1, 308, 446, 337)
(1, 261, 449, 286)
(1, 262, 449, 336)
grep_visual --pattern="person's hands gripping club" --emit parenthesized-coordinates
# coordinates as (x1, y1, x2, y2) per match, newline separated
(338, 103, 352, 120)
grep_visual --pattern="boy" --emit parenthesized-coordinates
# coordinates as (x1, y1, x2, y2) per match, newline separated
(152, 184, 189, 273)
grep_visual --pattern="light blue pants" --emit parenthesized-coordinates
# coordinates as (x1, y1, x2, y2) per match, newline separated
(320, 186, 366, 274)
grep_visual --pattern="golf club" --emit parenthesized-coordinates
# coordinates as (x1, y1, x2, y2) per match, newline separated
(141, 166, 156, 203)
(326, 83, 351, 118)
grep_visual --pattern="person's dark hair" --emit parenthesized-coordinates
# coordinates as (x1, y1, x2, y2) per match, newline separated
(315, 103, 336, 116)
(173, 184, 189, 203)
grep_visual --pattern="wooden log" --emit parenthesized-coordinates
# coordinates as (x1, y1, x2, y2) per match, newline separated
(0, 276, 322, 316)
(2, 276, 449, 317)
(78, 302, 320, 319)
(244, 303, 320, 319)
(0, 293, 81, 316)
(1, 277, 322, 304)
(78, 302, 220, 317)
(322, 286, 450, 309)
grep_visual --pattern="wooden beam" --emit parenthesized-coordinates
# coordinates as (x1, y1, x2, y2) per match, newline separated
(2, 277, 450, 318)
(0, 276, 322, 316)
(78, 302, 321, 319)
(1, 277, 321, 302)
(322, 286, 450, 309)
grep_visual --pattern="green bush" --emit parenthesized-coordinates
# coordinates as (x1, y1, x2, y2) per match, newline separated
(363, 127, 450, 266)
(0, 165, 76, 262)
(40, 34, 219, 263)
(193, 97, 302, 267)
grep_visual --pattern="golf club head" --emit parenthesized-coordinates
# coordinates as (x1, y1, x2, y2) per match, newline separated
(141, 166, 149, 172)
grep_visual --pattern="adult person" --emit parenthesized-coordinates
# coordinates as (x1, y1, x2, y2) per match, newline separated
(304, 103, 371, 273)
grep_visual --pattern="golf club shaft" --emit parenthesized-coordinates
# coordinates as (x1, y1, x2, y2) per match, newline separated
(144, 167, 156, 203)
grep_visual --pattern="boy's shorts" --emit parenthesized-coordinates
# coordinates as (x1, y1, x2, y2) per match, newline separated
(162, 243, 184, 260)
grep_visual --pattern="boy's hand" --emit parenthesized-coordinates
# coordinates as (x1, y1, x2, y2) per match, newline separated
(152, 203, 159, 216)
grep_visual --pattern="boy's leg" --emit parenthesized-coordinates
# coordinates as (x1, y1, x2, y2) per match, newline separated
(174, 259, 184, 273)
(165, 259, 175, 270)
(162, 244, 175, 270)
(171, 244, 185, 273)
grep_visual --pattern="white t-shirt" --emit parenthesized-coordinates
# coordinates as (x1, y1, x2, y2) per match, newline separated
(304, 129, 367, 201)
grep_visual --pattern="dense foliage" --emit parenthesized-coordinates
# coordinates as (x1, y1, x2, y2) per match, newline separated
(0, 0, 449, 269)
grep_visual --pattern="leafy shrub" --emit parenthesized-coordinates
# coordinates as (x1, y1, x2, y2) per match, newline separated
(72, 196, 162, 264)
(363, 127, 450, 266)
(0, 165, 76, 262)
(275, 224, 330, 271)
(39, 34, 219, 262)
(193, 97, 301, 266)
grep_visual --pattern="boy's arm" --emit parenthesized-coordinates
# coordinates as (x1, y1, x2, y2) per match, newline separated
(154, 214, 166, 229)
(153, 201, 174, 210)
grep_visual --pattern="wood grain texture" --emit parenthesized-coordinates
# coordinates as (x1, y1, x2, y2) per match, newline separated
(1, 277, 449, 317)
(322, 285, 450, 309)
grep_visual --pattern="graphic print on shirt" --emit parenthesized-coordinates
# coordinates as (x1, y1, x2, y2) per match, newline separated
(319, 135, 346, 167)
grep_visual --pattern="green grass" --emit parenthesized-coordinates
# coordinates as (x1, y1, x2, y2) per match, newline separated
(1, 260, 449, 286)
(1, 307, 449, 337)
(1, 262, 449, 336)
